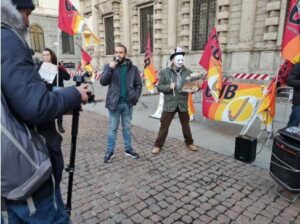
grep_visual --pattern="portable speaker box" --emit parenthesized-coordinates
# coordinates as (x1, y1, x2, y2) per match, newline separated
(234, 135, 257, 163)
(270, 135, 300, 192)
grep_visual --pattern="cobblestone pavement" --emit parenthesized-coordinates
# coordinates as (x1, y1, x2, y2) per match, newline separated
(60, 111, 300, 224)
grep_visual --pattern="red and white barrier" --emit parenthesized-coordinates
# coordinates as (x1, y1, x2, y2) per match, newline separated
(66, 69, 82, 78)
(233, 73, 270, 81)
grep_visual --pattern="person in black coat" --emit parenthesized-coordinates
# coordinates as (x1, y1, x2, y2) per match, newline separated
(100, 44, 142, 163)
(1, 0, 90, 222)
(287, 62, 300, 127)
(41, 48, 70, 133)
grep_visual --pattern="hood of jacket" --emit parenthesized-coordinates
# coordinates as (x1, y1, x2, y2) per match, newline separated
(1, 0, 28, 39)
(117, 58, 133, 69)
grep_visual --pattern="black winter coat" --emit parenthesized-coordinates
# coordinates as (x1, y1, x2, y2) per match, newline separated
(100, 59, 142, 111)
(287, 63, 300, 105)
(1, 24, 81, 199)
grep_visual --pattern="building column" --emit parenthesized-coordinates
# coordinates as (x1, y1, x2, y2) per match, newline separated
(167, 0, 177, 49)
(112, 1, 121, 45)
(217, 0, 230, 49)
(179, 0, 190, 49)
(122, 0, 131, 53)
(264, 1, 281, 48)
(91, 0, 100, 68)
(239, 0, 257, 49)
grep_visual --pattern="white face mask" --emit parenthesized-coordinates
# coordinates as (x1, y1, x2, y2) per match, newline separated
(173, 55, 184, 69)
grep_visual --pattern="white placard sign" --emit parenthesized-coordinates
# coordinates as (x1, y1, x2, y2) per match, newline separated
(39, 62, 57, 84)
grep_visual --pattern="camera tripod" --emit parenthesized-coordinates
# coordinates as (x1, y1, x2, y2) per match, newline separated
(65, 76, 94, 215)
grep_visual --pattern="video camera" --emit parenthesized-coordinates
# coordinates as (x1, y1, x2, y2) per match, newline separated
(73, 71, 95, 103)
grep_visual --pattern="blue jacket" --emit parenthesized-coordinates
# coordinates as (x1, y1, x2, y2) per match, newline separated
(1, 21, 81, 199)
(100, 59, 142, 111)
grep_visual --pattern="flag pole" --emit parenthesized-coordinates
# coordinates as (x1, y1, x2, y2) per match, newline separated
(56, 29, 60, 87)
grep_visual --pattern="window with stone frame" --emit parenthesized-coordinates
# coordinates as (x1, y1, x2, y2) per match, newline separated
(29, 25, 44, 53)
(192, 0, 216, 50)
(62, 31, 74, 54)
(140, 5, 153, 53)
(104, 16, 115, 55)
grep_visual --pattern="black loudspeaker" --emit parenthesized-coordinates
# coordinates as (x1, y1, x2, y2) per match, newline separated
(234, 135, 257, 163)
(270, 135, 300, 192)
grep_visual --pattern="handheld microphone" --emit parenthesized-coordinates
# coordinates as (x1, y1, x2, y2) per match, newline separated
(114, 56, 121, 64)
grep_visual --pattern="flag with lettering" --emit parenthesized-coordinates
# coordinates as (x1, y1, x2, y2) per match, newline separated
(282, 0, 300, 64)
(199, 27, 223, 102)
(143, 33, 158, 94)
(202, 81, 264, 125)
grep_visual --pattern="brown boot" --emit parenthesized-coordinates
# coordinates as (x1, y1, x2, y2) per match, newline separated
(152, 147, 161, 154)
(186, 144, 197, 151)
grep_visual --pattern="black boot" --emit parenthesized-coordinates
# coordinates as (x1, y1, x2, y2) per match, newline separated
(58, 124, 65, 133)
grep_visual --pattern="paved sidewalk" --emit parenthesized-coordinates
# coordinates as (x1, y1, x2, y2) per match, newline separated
(78, 81, 291, 169)
(60, 111, 300, 224)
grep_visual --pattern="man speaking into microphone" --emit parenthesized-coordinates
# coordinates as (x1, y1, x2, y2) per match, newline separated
(100, 44, 142, 163)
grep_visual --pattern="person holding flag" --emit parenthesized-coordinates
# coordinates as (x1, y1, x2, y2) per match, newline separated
(281, 0, 300, 127)
(287, 63, 300, 127)
(152, 47, 199, 155)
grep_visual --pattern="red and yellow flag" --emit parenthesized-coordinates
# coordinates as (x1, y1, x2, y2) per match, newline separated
(258, 78, 276, 130)
(143, 33, 158, 94)
(58, 0, 100, 44)
(199, 27, 223, 102)
(282, 0, 300, 64)
(188, 93, 196, 120)
(202, 81, 264, 125)
(81, 48, 92, 67)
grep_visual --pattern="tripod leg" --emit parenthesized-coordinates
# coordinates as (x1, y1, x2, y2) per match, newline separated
(65, 108, 80, 215)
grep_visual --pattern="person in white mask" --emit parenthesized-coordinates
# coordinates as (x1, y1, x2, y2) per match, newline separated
(152, 47, 199, 154)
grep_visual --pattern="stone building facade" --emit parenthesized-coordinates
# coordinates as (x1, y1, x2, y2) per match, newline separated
(29, 0, 81, 68)
(79, 0, 292, 76)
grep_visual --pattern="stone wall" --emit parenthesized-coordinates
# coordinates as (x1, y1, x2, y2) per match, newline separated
(82, 0, 290, 76)
(30, 13, 81, 65)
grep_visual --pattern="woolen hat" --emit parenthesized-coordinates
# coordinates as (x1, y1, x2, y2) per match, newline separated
(170, 47, 185, 61)
(11, 0, 35, 10)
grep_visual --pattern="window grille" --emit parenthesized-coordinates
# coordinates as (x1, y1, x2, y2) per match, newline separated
(29, 25, 44, 53)
(62, 31, 74, 54)
(104, 16, 115, 55)
(192, 0, 216, 50)
(140, 6, 153, 53)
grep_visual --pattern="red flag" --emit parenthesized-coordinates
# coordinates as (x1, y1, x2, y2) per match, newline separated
(282, 0, 300, 64)
(188, 93, 196, 120)
(81, 49, 92, 66)
(143, 33, 158, 93)
(199, 27, 223, 102)
(277, 60, 293, 86)
(58, 0, 84, 35)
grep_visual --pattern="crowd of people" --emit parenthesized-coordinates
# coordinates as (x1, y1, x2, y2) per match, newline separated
(1, 0, 299, 223)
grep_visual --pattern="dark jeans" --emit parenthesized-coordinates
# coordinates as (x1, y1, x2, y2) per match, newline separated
(1, 189, 69, 224)
(155, 108, 193, 147)
(287, 105, 300, 127)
